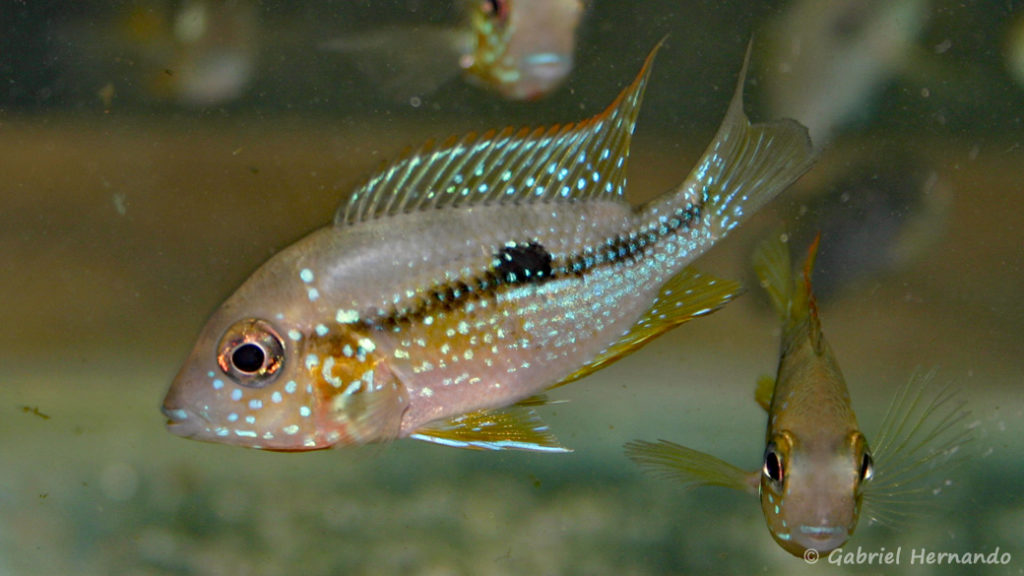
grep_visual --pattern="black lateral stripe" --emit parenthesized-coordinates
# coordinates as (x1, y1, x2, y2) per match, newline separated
(495, 241, 553, 284)
(375, 201, 703, 327)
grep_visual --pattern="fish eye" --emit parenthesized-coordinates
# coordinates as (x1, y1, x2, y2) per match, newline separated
(217, 319, 285, 388)
(482, 0, 509, 20)
(859, 451, 874, 483)
(763, 443, 785, 485)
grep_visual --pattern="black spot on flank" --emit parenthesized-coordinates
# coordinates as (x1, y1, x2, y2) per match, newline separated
(495, 241, 553, 284)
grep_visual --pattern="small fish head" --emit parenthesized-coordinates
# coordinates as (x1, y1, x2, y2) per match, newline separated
(759, 430, 874, 556)
(462, 0, 583, 100)
(162, 248, 408, 450)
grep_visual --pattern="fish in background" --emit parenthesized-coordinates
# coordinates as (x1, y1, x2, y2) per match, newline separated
(160, 43, 814, 453)
(759, 0, 931, 149)
(774, 147, 953, 302)
(123, 0, 258, 107)
(625, 234, 971, 558)
(321, 0, 586, 102)
(1006, 11, 1024, 90)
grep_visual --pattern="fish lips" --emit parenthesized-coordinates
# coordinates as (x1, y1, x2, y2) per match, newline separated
(160, 403, 206, 438)
(795, 524, 850, 553)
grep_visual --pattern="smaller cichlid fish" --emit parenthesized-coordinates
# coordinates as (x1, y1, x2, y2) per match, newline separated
(625, 233, 972, 557)
(124, 0, 259, 107)
(460, 0, 585, 100)
(760, 0, 930, 148)
(322, 0, 585, 102)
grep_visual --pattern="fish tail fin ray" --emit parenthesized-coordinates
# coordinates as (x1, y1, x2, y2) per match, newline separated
(648, 42, 814, 245)
(625, 439, 759, 494)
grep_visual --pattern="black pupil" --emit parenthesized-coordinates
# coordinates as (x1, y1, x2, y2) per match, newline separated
(860, 453, 873, 480)
(232, 343, 266, 373)
(765, 451, 783, 483)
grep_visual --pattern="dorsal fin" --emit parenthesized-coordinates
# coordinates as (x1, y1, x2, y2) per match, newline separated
(801, 233, 824, 352)
(336, 41, 663, 226)
(753, 231, 825, 352)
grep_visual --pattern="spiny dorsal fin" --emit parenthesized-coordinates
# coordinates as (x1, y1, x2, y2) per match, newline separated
(752, 231, 795, 323)
(336, 42, 663, 226)
(801, 233, 824, 352)
(624, 439, 759, 494)
(409, 403, 570, 453)
(552, 266, 743, 388)
(753, 231, 824, 352)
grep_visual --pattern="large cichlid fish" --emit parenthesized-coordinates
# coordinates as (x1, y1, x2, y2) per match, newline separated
(161, 43, 814, 452)
(626, 234, 972, 557)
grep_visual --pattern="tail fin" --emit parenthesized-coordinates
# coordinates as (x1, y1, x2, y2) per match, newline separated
(654, 42, 815, 239)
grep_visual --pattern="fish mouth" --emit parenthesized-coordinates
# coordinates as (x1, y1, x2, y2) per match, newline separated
(160, 404, 204, 437)
(796, 524, 849, 552)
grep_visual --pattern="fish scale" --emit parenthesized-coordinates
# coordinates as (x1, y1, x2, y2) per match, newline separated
(161, 42, 814, 451)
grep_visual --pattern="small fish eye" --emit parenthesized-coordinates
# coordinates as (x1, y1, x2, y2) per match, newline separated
(483, 0, 509, 20)
(217, 319, 285, 388)
(763, 444, 784, 485)
(859, 451, 874, 482)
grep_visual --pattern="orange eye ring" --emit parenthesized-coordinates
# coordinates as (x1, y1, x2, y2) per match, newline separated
(217, 319, 285, 388)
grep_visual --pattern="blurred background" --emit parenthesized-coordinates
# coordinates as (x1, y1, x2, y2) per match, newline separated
(1, 1, 1022, 574)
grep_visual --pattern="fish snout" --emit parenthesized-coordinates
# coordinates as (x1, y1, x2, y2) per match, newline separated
(160, 403, 203, 437)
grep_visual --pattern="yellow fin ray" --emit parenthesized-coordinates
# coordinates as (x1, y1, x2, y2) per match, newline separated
(753, 231, 825, 351)
(752, 231, 795, 322)
(410, 403, 570, 453)
(755, 375, 775, 412)
(624, 439, 758, 494)
(553, 267, 743, 388)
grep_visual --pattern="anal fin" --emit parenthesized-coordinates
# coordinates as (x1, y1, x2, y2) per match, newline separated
(411, 401, 570, 453)
(554, 267, 743, 388)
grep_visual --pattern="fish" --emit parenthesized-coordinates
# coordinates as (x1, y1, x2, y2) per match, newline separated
(123, 0, 259, 107)
(625, 233, 972, 557)
(321, 0, 586, 102)
(160, 42, 814, 453)
(459, 0, 585, 100)
(1007, 12, 1024, 90)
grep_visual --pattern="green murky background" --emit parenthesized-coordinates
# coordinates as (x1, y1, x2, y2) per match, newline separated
(2, 1, 1022, 574)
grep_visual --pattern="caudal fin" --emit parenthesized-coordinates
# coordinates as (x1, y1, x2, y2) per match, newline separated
(648, 43, 815, 241)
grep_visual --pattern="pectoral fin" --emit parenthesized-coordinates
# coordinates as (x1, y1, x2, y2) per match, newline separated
(625, 439, 759, 494)
(554, 267, 743, 388)
(755, 375, 775, 412)
(411, 402, 570, 453)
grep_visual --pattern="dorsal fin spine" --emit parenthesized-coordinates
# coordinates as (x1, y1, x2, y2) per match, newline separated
(336, 41, 661, 226)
